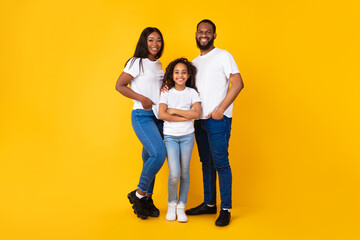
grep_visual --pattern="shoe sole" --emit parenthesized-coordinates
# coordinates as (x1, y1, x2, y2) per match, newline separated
(127, 193, 148, 220)
(215, 222, 229, 227)
(185, 211, 217, 215)
(149, 212, 159, 217)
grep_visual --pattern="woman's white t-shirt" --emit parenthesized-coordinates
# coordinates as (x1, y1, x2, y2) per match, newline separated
(123, 57, 164, 118)
(159, 87, 201, 136)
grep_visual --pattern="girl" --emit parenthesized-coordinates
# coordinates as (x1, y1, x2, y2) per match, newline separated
(116, 27, 166, 220)
(158, 58, 202, 222)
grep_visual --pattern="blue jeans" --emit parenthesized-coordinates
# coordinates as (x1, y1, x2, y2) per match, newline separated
(164, 133, 194, 204)
(131, 109, 166, 194)
(194, 116, 232, 209)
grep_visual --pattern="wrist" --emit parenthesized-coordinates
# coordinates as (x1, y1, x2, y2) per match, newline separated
(217, 107, 225, 114)
(139, 95, 146, 102)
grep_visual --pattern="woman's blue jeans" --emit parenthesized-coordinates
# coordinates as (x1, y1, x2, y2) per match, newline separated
(131, 109, 166, 194)
(194, 116, 232, 209)
(164, 133, 194, 204)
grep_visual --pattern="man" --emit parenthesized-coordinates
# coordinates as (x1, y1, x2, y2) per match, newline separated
(185, 19, 244, 227)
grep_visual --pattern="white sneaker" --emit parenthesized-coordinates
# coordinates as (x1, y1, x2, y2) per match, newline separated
(166, 201, 177, 221)
(176, 202, 188, 223)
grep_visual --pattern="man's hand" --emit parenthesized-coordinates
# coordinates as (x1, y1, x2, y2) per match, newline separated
(205, 108, 224, 120)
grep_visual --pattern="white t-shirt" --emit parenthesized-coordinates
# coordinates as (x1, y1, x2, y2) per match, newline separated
(159, 87, 201, 136)
(123, 57, 164, 118)
(192, 48, 240, 119)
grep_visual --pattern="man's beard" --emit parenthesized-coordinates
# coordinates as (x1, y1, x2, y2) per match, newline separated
(196, 37, 214, 50)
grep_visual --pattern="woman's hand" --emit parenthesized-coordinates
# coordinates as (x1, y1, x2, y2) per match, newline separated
(140, 96, 154, 110)
(160, 84, 169, 93)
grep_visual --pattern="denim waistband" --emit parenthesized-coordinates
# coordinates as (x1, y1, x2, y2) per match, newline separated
(132, 109, 155, 117)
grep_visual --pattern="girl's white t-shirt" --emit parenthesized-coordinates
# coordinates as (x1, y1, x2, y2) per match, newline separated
(123, 57, 164, 118)
(192, 48, 240, 119)
(159, 87, 201, 136)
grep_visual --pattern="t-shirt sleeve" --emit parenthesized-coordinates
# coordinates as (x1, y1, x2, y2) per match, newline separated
(190, 89, 201, 104)
(159, 91, 168, 104)
(123, 58, 140, 78)
(222, 51, 240, 79)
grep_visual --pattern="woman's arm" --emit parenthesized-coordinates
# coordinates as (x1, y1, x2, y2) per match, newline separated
(158, 103, 189, 122)
(167, 102, 202, 120)
(115, 72, 154, 110)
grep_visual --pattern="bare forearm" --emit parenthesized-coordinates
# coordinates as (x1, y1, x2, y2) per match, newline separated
(116, 85, 145, 102)
(159, 112, 189, 122)
(218, 85, 242, 112)
(218, 74, 244, 113)
(171, 109, 200, 120)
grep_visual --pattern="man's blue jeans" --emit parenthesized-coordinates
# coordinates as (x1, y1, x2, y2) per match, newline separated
(194, 116, 232, 209)
(131, 109, 166, 194)
(164, 133, 194, 204)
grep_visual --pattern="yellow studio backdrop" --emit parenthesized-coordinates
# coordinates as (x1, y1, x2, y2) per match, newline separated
(1, 0, 359, 239)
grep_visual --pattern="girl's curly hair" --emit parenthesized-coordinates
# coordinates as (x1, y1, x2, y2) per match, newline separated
(162, 58, 197, 91)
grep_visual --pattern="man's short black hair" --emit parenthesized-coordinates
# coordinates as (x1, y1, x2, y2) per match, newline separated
(197, 19, 216, 33)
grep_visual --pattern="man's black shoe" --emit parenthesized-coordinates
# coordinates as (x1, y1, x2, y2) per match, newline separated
(185, 202, 217, 215)
(146, 197, 160, 217)
(127, 190, 149, 219)
(215, 209, 231, 226)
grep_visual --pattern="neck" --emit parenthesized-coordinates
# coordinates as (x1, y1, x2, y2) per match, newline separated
(174, 84, 186, 91)
(200, 46, 215, 56)
(147, 54, 156, 61)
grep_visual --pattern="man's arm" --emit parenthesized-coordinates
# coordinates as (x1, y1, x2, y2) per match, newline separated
(205, 73, 244, 119)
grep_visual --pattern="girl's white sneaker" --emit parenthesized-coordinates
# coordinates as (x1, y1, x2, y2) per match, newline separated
(166, 201, 177, 221)
(176, 202, 188, 223)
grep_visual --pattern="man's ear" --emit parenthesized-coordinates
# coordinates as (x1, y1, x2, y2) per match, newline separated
(214, 33, 217, 39)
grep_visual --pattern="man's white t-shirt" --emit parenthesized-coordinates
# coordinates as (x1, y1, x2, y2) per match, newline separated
(159, 87, 201, 136)
(123, 57, 164, 118)
(192, 48, 240, 119)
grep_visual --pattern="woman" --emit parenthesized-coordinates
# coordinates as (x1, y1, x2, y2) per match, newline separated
(116, 27, 166, 220)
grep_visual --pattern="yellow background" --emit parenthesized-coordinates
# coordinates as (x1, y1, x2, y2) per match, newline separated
(1, 0, 359, 239)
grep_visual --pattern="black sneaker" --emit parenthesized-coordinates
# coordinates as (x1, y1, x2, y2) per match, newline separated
(185, 202, 217, 215)
(215, 209, 231, 226)
(127, 190, 149, 219)
(146, 197, 160, 217)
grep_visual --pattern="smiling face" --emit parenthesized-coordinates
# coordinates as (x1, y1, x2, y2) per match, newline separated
(173, 63, 190, 90)
(196, 22, 216, 51)
(147, 31, 162, 60)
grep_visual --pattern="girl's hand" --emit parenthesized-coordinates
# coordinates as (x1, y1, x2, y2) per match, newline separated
(140, 96, 154, 110)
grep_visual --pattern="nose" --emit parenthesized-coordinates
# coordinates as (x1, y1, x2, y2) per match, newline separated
(200, 32, 207, 38)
